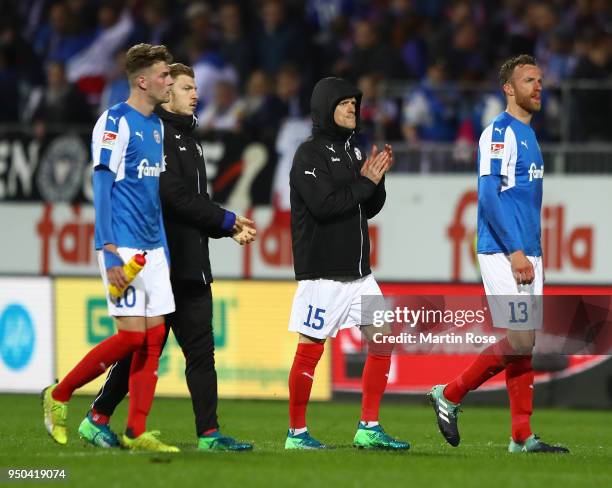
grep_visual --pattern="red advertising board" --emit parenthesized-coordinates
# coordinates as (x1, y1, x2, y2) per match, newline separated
(331, 283, 612, 393)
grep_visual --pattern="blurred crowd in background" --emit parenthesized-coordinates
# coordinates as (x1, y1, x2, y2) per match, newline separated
(1, 0, 611, 147)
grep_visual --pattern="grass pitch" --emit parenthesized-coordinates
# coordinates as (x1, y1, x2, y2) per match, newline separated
(1, 394, 610, 488)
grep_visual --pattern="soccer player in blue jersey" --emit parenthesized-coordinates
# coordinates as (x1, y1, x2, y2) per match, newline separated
(42, 44, 179, 452)
(428, 55, 569, 453)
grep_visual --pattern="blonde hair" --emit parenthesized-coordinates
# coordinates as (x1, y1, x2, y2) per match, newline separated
(169, 63, 195, 79)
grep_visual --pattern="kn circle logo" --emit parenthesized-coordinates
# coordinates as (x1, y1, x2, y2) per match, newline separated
(36, 134, 87, 202)
(0, 303, 36, 370)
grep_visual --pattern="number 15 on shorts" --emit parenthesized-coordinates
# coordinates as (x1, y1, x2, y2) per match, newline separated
(304, 305, 326, 330)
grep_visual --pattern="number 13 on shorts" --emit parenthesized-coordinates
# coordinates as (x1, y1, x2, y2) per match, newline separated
(303, 305, 326, 330)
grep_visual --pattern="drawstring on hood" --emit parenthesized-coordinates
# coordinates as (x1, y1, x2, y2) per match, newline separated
(310, 77, 362, 141)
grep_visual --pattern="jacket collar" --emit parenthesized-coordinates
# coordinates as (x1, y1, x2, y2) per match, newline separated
(154, 105, 197, 133)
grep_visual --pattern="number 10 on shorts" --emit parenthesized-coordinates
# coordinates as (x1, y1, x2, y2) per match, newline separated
(304, 305, 326, 330)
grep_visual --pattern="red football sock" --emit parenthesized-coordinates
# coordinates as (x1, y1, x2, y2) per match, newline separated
(506, 355, 534, 443)
(443, 338, 515, 404)
(288, 342, 324, 429)
(361, 354, 391, 422)
(91, 408, 110, 425)
(52, 330, 145, 402)
(126, 324, 166, 437)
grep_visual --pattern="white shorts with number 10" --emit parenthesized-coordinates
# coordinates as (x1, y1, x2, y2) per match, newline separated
(96, 246, 175, 318)
(288, 274, 382, 339)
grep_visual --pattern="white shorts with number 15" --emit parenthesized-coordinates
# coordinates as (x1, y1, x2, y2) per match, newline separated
(288, 274, 382, 340)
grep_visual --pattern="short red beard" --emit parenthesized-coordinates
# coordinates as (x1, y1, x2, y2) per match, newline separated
(516, 92, 540, 114)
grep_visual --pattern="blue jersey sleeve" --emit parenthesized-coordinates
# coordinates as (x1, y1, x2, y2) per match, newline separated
(478, 120, 516, 178)
(479, 174, 522, 253)
(91, 107, 130, 173)
(93, 166, 116, 249)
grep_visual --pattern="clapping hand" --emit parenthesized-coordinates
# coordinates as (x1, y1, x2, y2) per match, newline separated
(383, 143, 394, 169)
(360, 144, 394, 184)
(232, 215, 257, 245)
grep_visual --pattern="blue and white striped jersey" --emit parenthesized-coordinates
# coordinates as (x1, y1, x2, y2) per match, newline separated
(91, 102, 166, 250)
(477, 111, 544, 256)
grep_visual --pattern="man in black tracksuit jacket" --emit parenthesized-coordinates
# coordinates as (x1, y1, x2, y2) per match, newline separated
(284, 77, 410, 451)
(86, 63, 255, 451)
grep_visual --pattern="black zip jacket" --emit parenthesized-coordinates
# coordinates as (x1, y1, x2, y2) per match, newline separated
(156, 105, 232, 283)
(289, 77, 386, 280)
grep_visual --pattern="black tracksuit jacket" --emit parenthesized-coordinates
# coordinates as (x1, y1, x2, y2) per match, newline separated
(289, 77, 386, 281)
(156, 106, 231, 283)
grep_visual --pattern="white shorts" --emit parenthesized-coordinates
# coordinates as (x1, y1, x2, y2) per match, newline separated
(97, 246, 175, 318)
(288, 274, 382, 339)
(478, 253, 543, 330)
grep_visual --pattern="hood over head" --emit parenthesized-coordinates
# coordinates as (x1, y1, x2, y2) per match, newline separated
(310, 77, 362, 140)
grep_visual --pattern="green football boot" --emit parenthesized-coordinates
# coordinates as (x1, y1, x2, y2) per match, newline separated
(121, 431, 180, 453)
(198, 430, 253, 451)
(427, 384, 461, 447)
(508, 434, 569, 453)
(41, 384, 68, 445)
(284, 429, 327, 450)
(78, 412, 120, 448)
(353, 422, 410, 450)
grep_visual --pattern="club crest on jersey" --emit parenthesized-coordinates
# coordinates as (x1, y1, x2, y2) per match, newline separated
(528, 162, 544, 181)
(153, 130, 161, 144)
(137, 158, 162, 179)
(490, 143, 504, 158)
(101, 131, 117, 149)
(354, 147, 362, 160)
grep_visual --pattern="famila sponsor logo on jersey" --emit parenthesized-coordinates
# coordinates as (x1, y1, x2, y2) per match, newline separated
(528, 163, 544, 182)
(137, 159, 162, 179)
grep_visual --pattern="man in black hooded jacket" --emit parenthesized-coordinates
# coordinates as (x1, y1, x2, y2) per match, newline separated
(284, 77, 410, 451)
